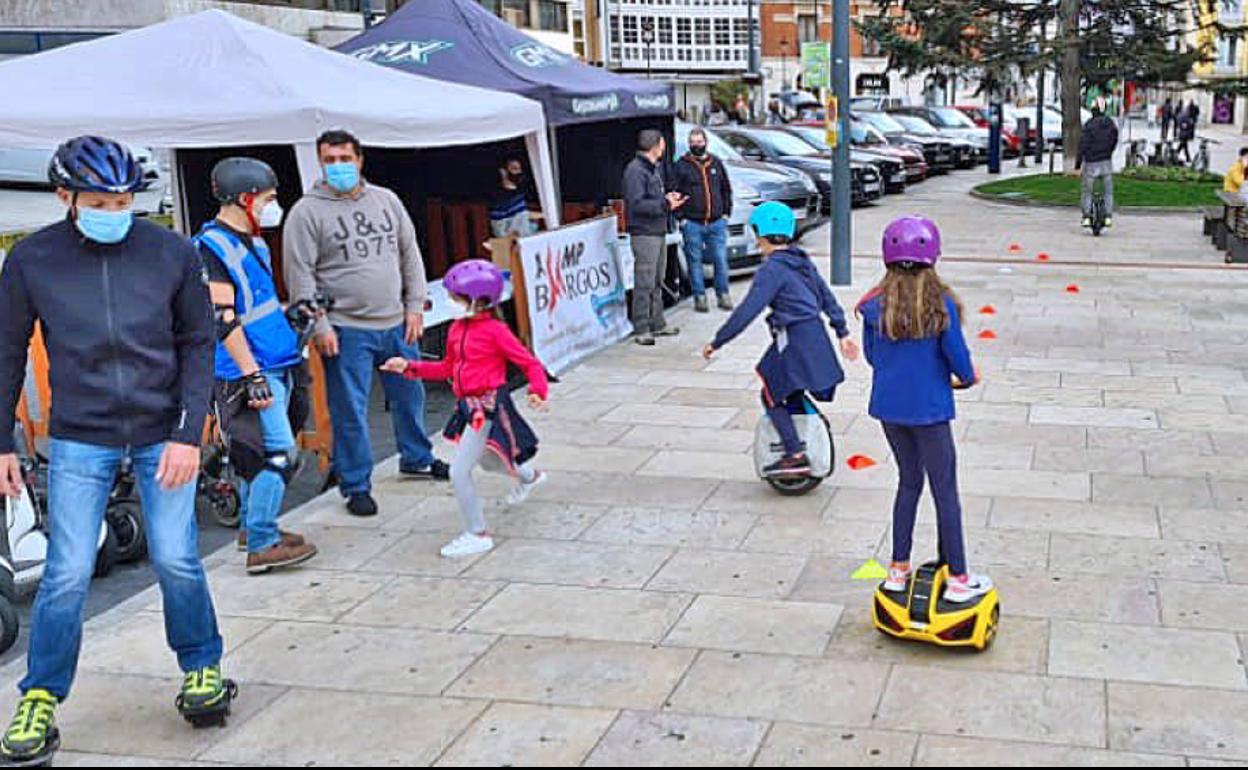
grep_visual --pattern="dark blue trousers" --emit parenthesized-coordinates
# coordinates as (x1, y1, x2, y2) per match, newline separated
(881, 421, 968, 575)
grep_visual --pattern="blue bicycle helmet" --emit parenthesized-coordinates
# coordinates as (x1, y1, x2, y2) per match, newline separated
(47, 135, 143, 194)
(749, 200, 797, 239)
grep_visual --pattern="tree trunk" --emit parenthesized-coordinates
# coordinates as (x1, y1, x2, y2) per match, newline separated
(1060, 0, 1081, 174)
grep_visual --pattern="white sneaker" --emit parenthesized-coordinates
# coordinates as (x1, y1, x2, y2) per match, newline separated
(944, 572, 994, 603)
(506, 470, 547, 506)
(440, 531, 495, 559)
(883, 563, 910, 592)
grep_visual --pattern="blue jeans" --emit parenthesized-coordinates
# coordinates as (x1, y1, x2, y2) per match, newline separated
(681, 218, 729, 298)
(322, 323, 434, 497)
(21, 440, 223, 700)
(242, 369, 297, 553)
(881, 421, 968, 575)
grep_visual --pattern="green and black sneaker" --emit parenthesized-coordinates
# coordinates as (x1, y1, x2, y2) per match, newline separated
(1, 689, 59, 767)
(175, 665, 237, 728)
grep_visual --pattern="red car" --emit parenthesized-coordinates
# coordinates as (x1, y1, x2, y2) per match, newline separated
(955, 105, 1021, 156)
(794, 119, 929, 182)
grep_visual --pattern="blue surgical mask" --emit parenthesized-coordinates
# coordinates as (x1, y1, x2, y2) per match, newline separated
(324, 162, 359, 193)
(75, 206, 133, 244)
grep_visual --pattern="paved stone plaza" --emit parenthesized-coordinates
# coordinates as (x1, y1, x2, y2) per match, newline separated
(5, 134, 1248, 766)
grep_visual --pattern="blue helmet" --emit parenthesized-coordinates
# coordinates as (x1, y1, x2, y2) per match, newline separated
(48, 135, 143, 194)
(749, 200, 797, 239)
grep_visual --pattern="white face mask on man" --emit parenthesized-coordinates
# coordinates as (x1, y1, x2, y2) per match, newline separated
(258, 199, 284, 229)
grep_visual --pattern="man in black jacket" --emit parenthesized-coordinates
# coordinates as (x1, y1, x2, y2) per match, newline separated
(622, 129, 686, 345)
(0, 137, 226, 764)
(1077, 100, 1119, 229)
(672, 128, 735, 313)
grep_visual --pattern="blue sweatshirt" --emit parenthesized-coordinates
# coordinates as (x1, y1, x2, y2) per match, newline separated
(859, 292, 975, 426)
(712, 247, 850, 350)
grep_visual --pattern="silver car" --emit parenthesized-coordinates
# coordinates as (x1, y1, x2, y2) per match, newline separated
(0, 144, 162, 189)
(675, 123, 821, 275)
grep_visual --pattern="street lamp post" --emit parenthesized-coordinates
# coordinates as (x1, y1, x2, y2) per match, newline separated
(831, 0, 850, 286)
(642, 18, 655, 80)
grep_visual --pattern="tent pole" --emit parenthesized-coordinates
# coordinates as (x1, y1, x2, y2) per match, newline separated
(547, 124, 563, 211)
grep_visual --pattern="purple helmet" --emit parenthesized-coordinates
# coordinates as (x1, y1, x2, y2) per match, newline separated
(444, 259, 505, 307)
(881, 216, 941, 267)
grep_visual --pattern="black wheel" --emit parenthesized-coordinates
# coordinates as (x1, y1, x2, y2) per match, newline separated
(106, 500, 147, 564)
(0, 596, 18, 655)
(197, 480, 242, 529)
(767, 473, 825, 496)
(765, 412, 834, 497)
(94, 523, 117, 579)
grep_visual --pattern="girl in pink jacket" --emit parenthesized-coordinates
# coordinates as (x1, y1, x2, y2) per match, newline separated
(382, 260, 548, 558)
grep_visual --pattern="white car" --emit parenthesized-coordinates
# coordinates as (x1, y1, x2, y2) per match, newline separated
(0, 144, 162, 189)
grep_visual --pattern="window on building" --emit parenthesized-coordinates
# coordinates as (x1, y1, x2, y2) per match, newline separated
(714, 18, 730, 46)
(610, 14, 620, 44)
(658, 17, 673, 44)
(798, 14, 818, 43)
(862, 35, 882, 57)
(538, 0, 567, 32)
(677, 17, 692, 46)
(623, 15, 639, 44)
(485, 0, 531, 28)
(694, 18, 711, 45)
(733, 18, 750, 45)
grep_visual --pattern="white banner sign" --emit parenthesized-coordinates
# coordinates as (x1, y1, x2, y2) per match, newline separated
(520, 216, 633, 373)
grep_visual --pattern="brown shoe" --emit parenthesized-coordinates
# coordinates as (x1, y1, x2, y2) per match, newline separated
(246, 541, 318, 574)
(237, 530, 307, 552)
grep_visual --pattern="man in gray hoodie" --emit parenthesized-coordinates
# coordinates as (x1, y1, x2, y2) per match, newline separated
(284, 129, 447, 518)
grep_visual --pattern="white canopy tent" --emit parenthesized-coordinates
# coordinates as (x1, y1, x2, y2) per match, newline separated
(0, 9, 560, 230)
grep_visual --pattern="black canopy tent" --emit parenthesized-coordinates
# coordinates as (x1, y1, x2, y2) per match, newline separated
(335, 0, 676, 206)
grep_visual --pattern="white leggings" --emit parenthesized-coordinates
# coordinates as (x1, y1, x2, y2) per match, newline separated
(451, 419, 536, 533)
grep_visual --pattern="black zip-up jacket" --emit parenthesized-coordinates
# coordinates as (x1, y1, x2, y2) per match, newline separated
(1078, 114, 1119, 164)
(671, 152, 734, 225)
(622, 154, 670, 237)
(0, 218, 214, 454)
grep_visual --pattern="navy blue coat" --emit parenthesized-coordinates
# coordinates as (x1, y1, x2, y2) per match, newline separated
(0, 218, 214, 453)
(859, 292, 975, 426)
(711, 247, 848, 402)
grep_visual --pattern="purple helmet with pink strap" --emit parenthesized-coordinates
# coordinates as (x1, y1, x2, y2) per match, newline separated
(881, 216, 941, 267)
(444, 259, 505, 307)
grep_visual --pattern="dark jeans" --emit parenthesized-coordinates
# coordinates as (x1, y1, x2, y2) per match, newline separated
(322, 323, 435, 497)
(681, 218, 729, 298)
(881, 421, 968, 575)
(763, 390, 804, 456)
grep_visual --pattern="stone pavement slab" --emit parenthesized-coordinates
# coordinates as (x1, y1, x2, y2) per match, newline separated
(14, 164, 1248, 766)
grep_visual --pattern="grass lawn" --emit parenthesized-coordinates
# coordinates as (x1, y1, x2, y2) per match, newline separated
(975, 172, 1220, 208)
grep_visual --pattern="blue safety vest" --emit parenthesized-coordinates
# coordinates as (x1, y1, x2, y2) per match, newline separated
(194, 221, 301, 381)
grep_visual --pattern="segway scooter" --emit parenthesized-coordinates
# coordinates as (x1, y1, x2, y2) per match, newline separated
(753, 393, 835, 496)
(871, 371, 999, 651)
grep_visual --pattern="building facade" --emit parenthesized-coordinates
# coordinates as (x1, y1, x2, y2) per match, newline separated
(583, 0, 754, 120)
(0, 0, 377, 58)
(475, 0, 577, 54)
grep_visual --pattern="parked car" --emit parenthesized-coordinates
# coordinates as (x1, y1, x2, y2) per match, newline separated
(716, 125, 883, 209)
(0, 144, 162, 188)
(955, 104, 1023, 156)
(673, 123, 821, 273)
(855, 110, 954, 174)
(778, 125, 908, 194)
(889, 105, 991, 162)
(885, 113, 978, 168)
(850, 95, 909, 112)
(850, 121, 929, 182)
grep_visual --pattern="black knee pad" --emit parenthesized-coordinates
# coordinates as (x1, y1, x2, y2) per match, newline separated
(264, 451, 297, 484)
